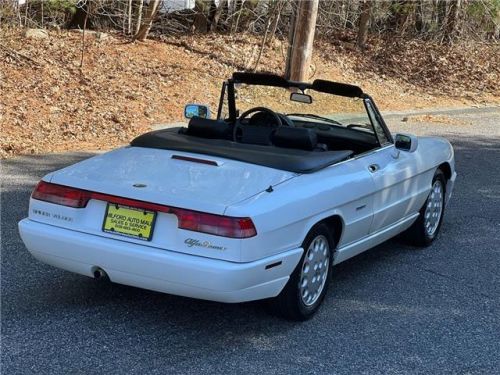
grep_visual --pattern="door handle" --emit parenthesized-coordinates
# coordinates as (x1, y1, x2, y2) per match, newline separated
(368, 164, 379, 173)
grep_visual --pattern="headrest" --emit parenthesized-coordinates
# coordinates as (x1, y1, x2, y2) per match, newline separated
(187, 117, 231, 139)
(272, 127, 318, 151)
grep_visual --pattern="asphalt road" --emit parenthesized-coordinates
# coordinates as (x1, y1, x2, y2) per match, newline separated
(2, 107, 499, 374)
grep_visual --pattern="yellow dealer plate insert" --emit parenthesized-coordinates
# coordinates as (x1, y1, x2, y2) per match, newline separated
(102, 204, 156, 241)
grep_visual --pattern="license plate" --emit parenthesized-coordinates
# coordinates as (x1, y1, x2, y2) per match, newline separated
(102, 204, 156, 241)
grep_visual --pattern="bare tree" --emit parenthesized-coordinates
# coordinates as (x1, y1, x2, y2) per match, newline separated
(1, 0, 495, 43)
(286, 0, 319, 81)
(253, 2, 273, 71)
(134, 0, 161, 41)
(387, 0, 411, 33)
(231, 0, 245, 34)
(266, 0, 286, 47)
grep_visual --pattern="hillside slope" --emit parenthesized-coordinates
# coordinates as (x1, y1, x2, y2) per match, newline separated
(1, 29, 498, 158)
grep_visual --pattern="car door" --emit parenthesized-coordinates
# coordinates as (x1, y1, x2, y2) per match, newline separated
(360, 99, 421, 234)
(359, 145, 421, 233)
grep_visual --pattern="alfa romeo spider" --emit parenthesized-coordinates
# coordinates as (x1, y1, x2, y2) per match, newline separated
(18, 72, 457, 320)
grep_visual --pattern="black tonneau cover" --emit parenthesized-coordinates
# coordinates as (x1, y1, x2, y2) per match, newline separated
(131, 129, 353, 174)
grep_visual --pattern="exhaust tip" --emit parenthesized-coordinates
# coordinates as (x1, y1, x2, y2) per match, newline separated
(92, 267, 108, 281)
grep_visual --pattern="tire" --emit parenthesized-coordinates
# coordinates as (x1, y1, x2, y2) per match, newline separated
(269, 223, 335, 321)
(404, 169, 446, 247)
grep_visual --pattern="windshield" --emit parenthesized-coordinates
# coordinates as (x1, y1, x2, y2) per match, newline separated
(220, 83, 373, 132)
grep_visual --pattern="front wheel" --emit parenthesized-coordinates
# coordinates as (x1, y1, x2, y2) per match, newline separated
(269, 223, 334, 321)
(404, 169, 446, 247)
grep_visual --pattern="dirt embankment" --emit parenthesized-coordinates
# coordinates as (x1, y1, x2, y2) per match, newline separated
(1, 29, 498, 158)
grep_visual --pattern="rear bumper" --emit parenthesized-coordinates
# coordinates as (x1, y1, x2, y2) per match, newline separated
(18, 219, 303, 303)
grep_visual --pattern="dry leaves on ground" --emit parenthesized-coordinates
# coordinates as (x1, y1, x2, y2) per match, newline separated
(1, 29, 498, 158)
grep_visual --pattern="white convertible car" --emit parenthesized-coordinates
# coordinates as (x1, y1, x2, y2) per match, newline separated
(19, 72, 456, 320)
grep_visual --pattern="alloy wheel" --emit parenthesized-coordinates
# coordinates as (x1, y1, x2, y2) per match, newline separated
(299, 235, 330, 306)
(424, 180, 444, 236)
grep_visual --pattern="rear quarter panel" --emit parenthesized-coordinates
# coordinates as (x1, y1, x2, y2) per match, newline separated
(225, 158, 376, 262)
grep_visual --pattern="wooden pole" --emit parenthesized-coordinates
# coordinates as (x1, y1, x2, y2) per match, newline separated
(286, 0, 319, 82)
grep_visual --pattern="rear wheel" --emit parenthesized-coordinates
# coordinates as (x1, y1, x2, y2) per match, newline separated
(269, 223, 334, 321)
(404, 169, 446, 247)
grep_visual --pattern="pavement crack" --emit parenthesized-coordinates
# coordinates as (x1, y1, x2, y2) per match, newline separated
(420, 267, 451, 279)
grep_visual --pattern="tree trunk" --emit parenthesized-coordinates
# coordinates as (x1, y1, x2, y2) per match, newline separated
(193, 0, 209, 33)
(210, 0, 227, 32)
(357, 0, 372, 50)
(134, 0, 161, 42)
(254, 2, 275, 71)
(127, 0, 133, 34)
(24, 0, 29, 27)
(80, 9, 89, 69)
(231, 0, 244, 34)
(267, 0, 284, 46)
(431, 0, 437, 26)
(387, 0, 398, 31)
(387, 0, 408, 33)
(444, 0, 460, 42)
(401, 1, 412, 33)
(415, 0, 423, 34)
(437, 0, 448, 29)
(286, 0, 319, 82)
(284, 1, 296, 76)
(135, 0, 144, 35)
(69, 2, 92, 29)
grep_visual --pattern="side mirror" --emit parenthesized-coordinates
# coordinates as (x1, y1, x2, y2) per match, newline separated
(290, 92, 313, 104)
(395, 133, 418, 153)
(184, 104, 210, 119)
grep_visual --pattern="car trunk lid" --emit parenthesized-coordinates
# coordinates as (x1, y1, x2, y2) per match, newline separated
(34, 146, 295, 261)
(50, 147, 295, 214)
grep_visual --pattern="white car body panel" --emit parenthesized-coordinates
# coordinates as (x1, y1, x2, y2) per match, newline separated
(226, 156, 377, 262)
(18, 219, 303, 303)
(18, 132, 456, 303)
(49, 146, 296, 215)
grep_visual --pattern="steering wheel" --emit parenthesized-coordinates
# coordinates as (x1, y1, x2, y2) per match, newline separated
(233, 107, 283, 142)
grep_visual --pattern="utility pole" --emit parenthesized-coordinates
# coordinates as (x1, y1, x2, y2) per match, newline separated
(285, 0, 319, 82)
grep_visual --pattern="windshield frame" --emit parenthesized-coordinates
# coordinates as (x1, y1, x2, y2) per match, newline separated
(217, 77, 393, 145)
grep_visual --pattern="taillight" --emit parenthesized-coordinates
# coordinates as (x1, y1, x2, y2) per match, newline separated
(173, 208, 257, 238)
(32, 181, 90, 208)
(31, 181, 257, 238)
